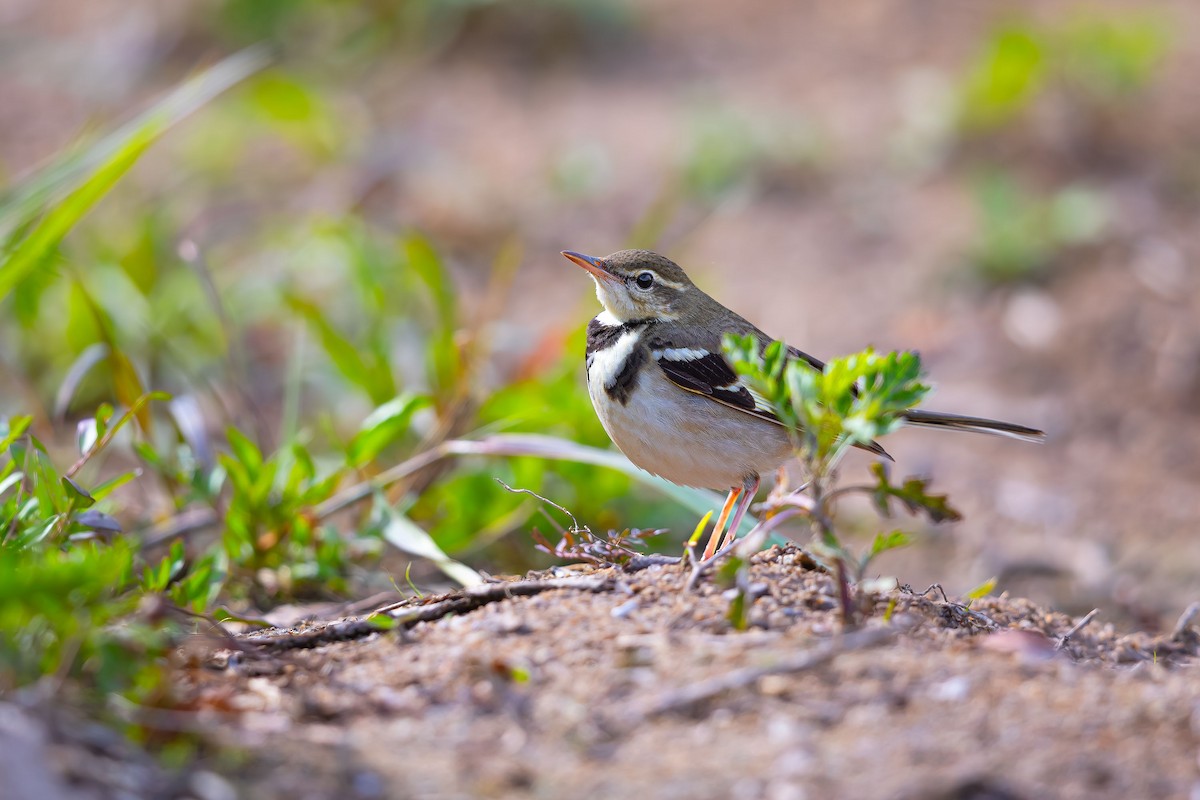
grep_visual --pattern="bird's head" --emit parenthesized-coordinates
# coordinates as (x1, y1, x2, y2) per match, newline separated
(561, 249, 697, 323)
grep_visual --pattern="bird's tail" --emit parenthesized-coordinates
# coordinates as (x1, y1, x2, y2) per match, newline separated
(900, 409, 1045, 444)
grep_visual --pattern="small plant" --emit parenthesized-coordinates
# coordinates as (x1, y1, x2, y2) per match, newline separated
(501, 478, 663, 567)
(967, 171, 1109, 283)
(958, 12, 1171, 131)
(720, 334, 961, 625)
(531, 525, 662, 568)
(679, 104, 825, 200)
(0, 408, 185, 731)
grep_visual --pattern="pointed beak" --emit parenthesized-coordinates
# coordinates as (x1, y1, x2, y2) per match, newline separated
(561, 250, 617, 283)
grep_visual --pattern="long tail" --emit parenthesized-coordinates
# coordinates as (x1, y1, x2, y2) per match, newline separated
(901, 409, 1045, 444)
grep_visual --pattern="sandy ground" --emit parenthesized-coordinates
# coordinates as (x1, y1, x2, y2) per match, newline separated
(22, 547, 1192, 799)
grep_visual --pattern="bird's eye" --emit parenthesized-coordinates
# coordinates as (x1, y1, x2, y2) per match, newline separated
(635, 272, 654, 289)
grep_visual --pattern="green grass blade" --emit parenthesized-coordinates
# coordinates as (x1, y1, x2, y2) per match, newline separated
(375, 495, 483, 587)
(0, 47, 269, 301)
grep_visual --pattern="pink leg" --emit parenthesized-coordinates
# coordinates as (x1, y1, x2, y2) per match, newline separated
(719, 475, 760, 550)
(702, 487, 741, 560)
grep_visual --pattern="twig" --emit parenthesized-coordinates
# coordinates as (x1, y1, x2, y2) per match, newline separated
(1056, 608, 1100, 650)
(495, 478, 585, 533)
(240, 575, 615, 652)
(1171, 602, 1200, 642)
(907, 583, 951, 603)
(623, 622, 906, 724)
(901, 583, 998, 632)
(66, 392, 164, 478)
(139, 506, 220, 549)
(623, 554, 681, 572)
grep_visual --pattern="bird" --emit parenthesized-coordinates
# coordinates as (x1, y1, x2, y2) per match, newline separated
(560, 248, 1045, 560)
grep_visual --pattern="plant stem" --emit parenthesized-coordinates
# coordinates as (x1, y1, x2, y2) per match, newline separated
(811, 470, 857, 628)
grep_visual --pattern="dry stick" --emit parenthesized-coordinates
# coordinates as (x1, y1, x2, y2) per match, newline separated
(1056, 608, 1100, 650)
(627, 622, 906, 724)
(66, 393, 163, 478)
(903, 583, 998, 631)
(494, 478, 585, 534)
(240, 575, 614, 652)
(140, 506, 220, 550)
(1171, 601, 1200, 642)
(624, 554, 681, 572)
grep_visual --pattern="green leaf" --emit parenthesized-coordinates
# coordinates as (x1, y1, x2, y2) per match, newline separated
(108, 351, 150, 432)
(365, 613, 399, 631)
(726, 585, 749, 632)
(0, 472, 23, 500)
(966, 577, 997, 601)
(225, 427, 264, 472)
(0, 415, 33, 452)
(374, 496, 482, 587)
(687, 510, 713, 547)
(348, 394, 432, 467)
(869, 529, 913, 558)
(94, 404, 114, 440)
(404, 234, 455, 328)
(960, 25, 1046, 129)
(90, 470, 139, 501)
(60, 477, 96, 510)
(715, 555, 745, 588)
(284, 293, 395, 404)
(0, 49, 268, 302)
(869, 463, 962, 524)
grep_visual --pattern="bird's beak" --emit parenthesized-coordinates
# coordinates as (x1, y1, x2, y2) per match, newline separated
(561, 250, 617, 283)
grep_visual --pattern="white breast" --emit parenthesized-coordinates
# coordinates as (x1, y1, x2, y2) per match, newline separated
(588, 360, 795, 490)
(588, 329, 641, 389)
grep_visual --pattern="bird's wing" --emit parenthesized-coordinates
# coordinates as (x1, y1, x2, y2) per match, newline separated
(651, 345, 783, 426)
(649, 334, 888, 457)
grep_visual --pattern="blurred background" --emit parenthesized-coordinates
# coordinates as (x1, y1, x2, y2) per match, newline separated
(2, 0, 1198, 626)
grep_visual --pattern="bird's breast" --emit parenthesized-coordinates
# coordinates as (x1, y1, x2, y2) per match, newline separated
(587, 360, 794, 490)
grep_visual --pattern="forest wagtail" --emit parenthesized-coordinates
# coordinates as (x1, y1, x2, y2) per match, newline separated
(561, 248, 1044, 559)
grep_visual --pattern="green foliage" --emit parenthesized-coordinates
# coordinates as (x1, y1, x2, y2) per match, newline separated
(0, 540, 175, 698)
(680, 105, 825, 199)
(869, 463, 962, 525)
(968, 172, 1109, 283)
(722, 335, 961, 624)
(0, 50, 267, 302)
(0, 46, 509, 741)
(0, 408, 182, 724)
(217, 430, 349, 597)
(966, 577, 998, 602)
(960, 12, 1171, 130)
(723, 335, 929, 470)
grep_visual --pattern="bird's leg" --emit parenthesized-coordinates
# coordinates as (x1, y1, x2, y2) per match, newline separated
(719, 475, 760, 550)
(702, 487, 742, 560)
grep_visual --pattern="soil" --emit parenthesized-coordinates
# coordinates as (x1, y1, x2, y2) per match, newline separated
(16, 546, 1200, 799)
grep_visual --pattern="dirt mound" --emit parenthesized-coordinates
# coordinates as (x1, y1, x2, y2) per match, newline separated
(156, 546, 1200, 800)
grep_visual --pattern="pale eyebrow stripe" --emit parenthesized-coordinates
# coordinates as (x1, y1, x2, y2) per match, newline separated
(645, 272, 688, 291)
